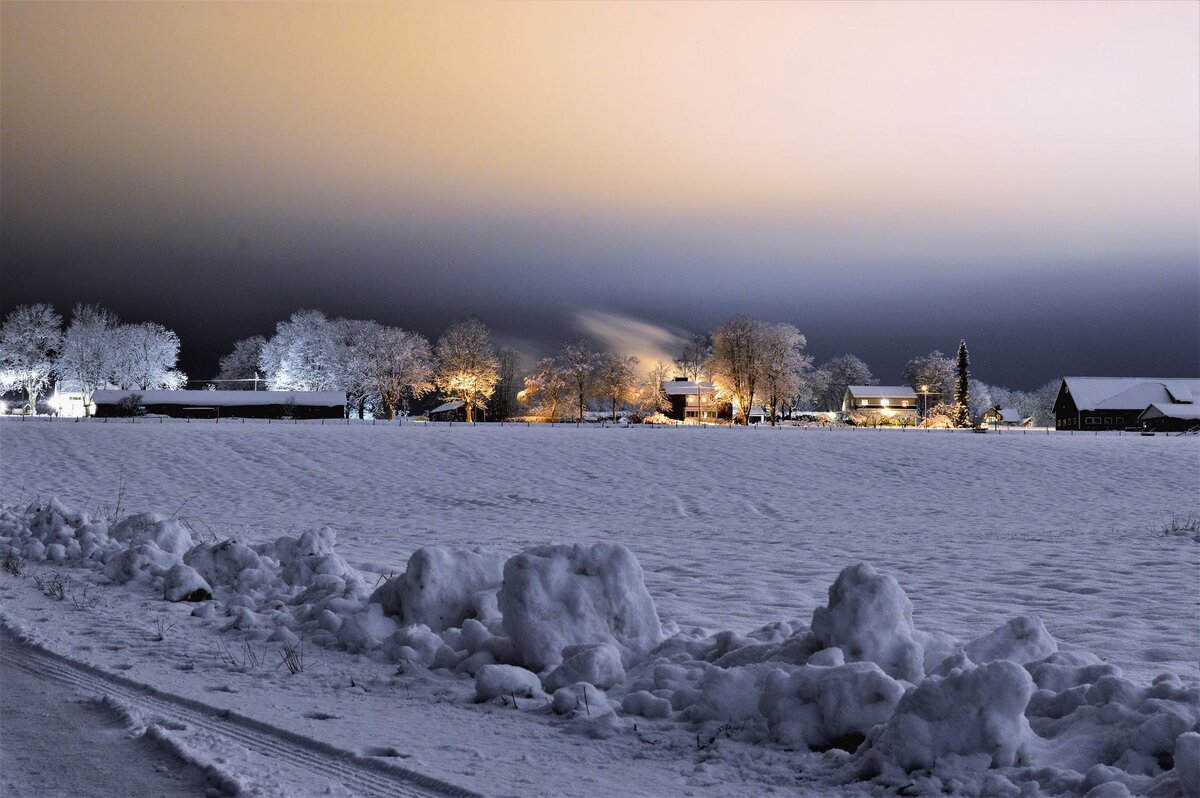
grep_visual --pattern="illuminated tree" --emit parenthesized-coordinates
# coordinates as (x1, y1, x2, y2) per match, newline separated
(559, 341, 599, 422)
(56, 304, 121, 405)
(0, 303, 63, 414)
(594, 352, 640, 422)
(952, 339, 971, 427)
(758, 323, 811, 426)
(632, 361, 673, 418)
(434, 318, 499, 422)
(705, 316, 768, 425)
(519, 357, 569, 420)
(259, 310, 341, 391)
(113, 322, 187, 390)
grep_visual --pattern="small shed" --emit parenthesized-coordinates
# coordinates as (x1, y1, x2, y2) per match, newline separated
(427, 399, 469, 422)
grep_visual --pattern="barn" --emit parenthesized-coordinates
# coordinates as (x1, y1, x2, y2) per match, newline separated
(1053, 378, 1200, 431)
(91, 390, 346, 419)
(1138, 403, 1200, 433)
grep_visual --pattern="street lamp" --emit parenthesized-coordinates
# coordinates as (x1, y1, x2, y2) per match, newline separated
(920, 385, 929, 421)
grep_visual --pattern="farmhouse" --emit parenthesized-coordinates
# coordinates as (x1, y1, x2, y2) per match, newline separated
(91, 390, 346, 419)
(842, 386, 919, 421)
(1053, 377, 1200, 431)
(983, 407, 1033, 427)
(662, 379, 730, 423)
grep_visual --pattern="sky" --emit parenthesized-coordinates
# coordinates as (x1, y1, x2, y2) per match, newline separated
(2, 0, 1197, 388)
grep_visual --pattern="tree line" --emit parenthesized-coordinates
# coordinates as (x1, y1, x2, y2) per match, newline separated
(1, 303, 1058, 425)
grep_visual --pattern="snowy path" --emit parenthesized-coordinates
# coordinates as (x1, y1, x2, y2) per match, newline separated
(0, 622, 478, 798)
(0, 639, 214, 797)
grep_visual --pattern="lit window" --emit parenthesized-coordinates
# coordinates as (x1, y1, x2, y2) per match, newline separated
(860, 399, 867, 406)
(881, 399, 890, 407)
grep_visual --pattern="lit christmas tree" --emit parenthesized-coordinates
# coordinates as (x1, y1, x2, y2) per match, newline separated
(953, 339, 971, 427)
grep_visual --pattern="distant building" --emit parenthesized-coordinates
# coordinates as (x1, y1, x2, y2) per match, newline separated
(1137, 403, 1200, 433)
(427, 399, 484, 422)
(842, 386, 919, 421)
(662, 379, 730, 423)
(91, 389, 346, 419)
(982, 407, 1033, 427)
(1053, 378, 1200, 431)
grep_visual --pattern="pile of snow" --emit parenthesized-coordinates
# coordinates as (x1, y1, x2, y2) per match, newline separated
(3, 496, 1197, 796)
(498, 543, 664, 670)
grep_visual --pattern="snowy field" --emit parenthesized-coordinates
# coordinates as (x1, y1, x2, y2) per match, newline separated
(0, 418, 1197, 796)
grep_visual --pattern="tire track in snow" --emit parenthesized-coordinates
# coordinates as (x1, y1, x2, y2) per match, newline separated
(0, 622, 478, 798)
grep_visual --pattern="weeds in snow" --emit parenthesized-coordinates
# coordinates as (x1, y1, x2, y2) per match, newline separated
(66, 579, 104, 611)
(151, 616, 177, 642)
(2, 551, 26, 576)
(33, 571, 66, 600)
(1157, 513, 1199, 537)
(217, 636, 265, 669)
(277, 641, 305, 674)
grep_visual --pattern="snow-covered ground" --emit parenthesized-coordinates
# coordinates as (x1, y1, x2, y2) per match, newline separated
(0, 418, 1197, 796)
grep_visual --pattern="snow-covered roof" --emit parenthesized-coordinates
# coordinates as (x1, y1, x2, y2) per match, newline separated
(1138, 403, 1200, 421)
(1061, 378, 1200, 411)
(92, 390, 346, 407)
(845, 386, 918, 400)
(661, 380, 716, 396)
(428, 400, 465, 414)
(988, 407, 1029, 423)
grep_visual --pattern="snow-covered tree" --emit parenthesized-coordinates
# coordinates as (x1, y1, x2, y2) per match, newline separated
(559, 341, 599, 422)
(952, 339, 971, 427)
(903, 350, 955, 415)
(0, 303, 63, 413)
(810, 354, 876, 412)
(518, 357, 569, 420)
(56, 304, 121, 405)
(1026, 380, 1061, 427)
(594, 352, 640, 422)
(674, 335, 710, 381)
(434, 318, 499, 423)
(969, 378, 994, 422)
(113, 322, 186, 390)
(705, 316, 769, 425)
(758, 323, 811, 426)
(259, 310, 341, 391)
(632, 361, 673, 418)
(352, 322, 433, 420)
(215, 336, 267, 390)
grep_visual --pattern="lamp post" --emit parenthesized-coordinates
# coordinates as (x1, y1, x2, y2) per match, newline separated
(920, 385, 929, 421)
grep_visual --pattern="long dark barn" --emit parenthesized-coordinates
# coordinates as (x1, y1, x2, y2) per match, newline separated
(91, 390, 346, 420)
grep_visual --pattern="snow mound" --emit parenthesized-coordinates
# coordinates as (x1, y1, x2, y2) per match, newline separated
(544, 643, 625, 692)
(475, 664, 545, 703)
(163, 563, 212, 602)
(370, 546, 504, 631)
(811, 562, 924, 682)
(760, 662, 905, 751)
(498, 543, 663, 671)
(849, 660, 1034, 777)
(964, 615, 1058, 665)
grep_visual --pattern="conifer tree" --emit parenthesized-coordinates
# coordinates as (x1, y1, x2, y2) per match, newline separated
(953, 339, 971, 427)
